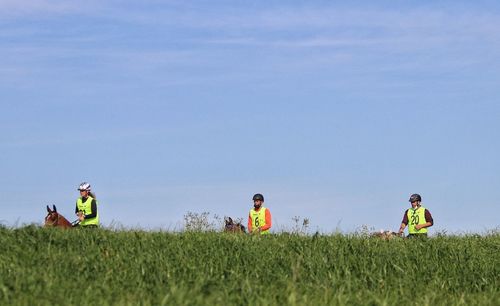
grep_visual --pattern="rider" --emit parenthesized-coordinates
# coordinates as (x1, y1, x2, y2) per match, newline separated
(248, 193, 272, 234)
(398, 194, 433, 237)
(75, 182, 99, 228)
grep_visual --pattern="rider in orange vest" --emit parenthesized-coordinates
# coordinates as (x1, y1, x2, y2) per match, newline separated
(248, 193, 272, 234)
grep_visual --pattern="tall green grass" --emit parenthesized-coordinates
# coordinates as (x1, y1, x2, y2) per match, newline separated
(0, 226, 498, 305)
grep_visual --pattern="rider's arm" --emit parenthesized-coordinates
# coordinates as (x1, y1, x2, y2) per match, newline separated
(248, 215, 252, 232)
(398, 210, 409, 234)
(416, 209, 433, 230)
(260, 209, 272, 231)
(425, 209, 434, 226)
(401, 210, 409, 225)
(83, 199, 97, 219)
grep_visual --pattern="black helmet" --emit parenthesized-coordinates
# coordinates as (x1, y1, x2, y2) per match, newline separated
(409, 194, 422, 202)
(252, 193, 264, 201)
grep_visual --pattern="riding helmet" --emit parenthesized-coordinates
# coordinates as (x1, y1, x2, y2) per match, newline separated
(252, 193, 264, 201)
(78, 182, 91, 191)
(409, 194, 422, 202)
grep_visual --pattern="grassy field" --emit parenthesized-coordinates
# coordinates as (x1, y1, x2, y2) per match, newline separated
(0, 225, 498, 305)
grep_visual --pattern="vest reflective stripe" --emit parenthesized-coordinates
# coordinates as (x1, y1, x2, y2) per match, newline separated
(407, 206, 428, 234)
(250, 207, 269, 235)
(76, 196, 99, 226)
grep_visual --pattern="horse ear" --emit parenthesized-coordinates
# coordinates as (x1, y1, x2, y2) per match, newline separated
(53, 205, 57, 213)
(228, 217, 233, 223)
(47, 205, 51, 213)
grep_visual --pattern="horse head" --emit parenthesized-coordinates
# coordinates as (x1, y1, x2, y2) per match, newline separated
(45, 205, 58, 226)
(224, 217, 246, 233)
(44, 205, 73, 228)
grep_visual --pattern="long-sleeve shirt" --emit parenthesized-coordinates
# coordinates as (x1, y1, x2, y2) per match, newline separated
(75, 197, 97, 219)
(248, 208, 272, 232)
(401, 208, 433, 225)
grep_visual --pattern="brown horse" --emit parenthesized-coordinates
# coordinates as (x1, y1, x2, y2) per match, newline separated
(45, 205, 77, 228)
(371, 230, 402, 240)
(224, 217, 246, 233)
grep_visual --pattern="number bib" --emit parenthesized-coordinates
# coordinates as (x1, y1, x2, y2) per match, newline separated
(407, 206, 428, 234)
(250, 207, 269, 234)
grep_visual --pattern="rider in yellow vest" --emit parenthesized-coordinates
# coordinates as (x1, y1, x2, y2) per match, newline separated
(398, 194, 433, 237)
(248, 193, 272, 235)
(75, 182, 99, 227)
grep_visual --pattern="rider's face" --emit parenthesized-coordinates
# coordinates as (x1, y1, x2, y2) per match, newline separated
(410, 201, 419, 209)
(254, 200, 263, 208)
(80, 190, 88, 197)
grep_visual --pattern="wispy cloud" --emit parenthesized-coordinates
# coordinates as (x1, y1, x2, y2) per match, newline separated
(0, 124, 161, 148)
(0, 0, 96, 17)
(1, 2, 499, 92)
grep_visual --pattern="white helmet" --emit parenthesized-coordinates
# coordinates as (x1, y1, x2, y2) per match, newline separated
(78, 182, 91, 191)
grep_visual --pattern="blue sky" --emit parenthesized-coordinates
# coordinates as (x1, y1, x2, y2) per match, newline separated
(1, 1, 499, 233)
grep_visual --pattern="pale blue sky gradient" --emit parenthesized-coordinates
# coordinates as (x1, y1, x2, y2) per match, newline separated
(1, 1, 499, 233)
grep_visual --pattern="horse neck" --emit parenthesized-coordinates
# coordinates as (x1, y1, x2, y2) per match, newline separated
(55, 213, 72, 228)
(226, 224, 244, 233)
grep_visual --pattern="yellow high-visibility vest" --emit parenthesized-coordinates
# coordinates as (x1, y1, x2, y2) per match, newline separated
(76, 196, 99, 226)
(250, 207, 269, 235)
(407, 206, 427, 234)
